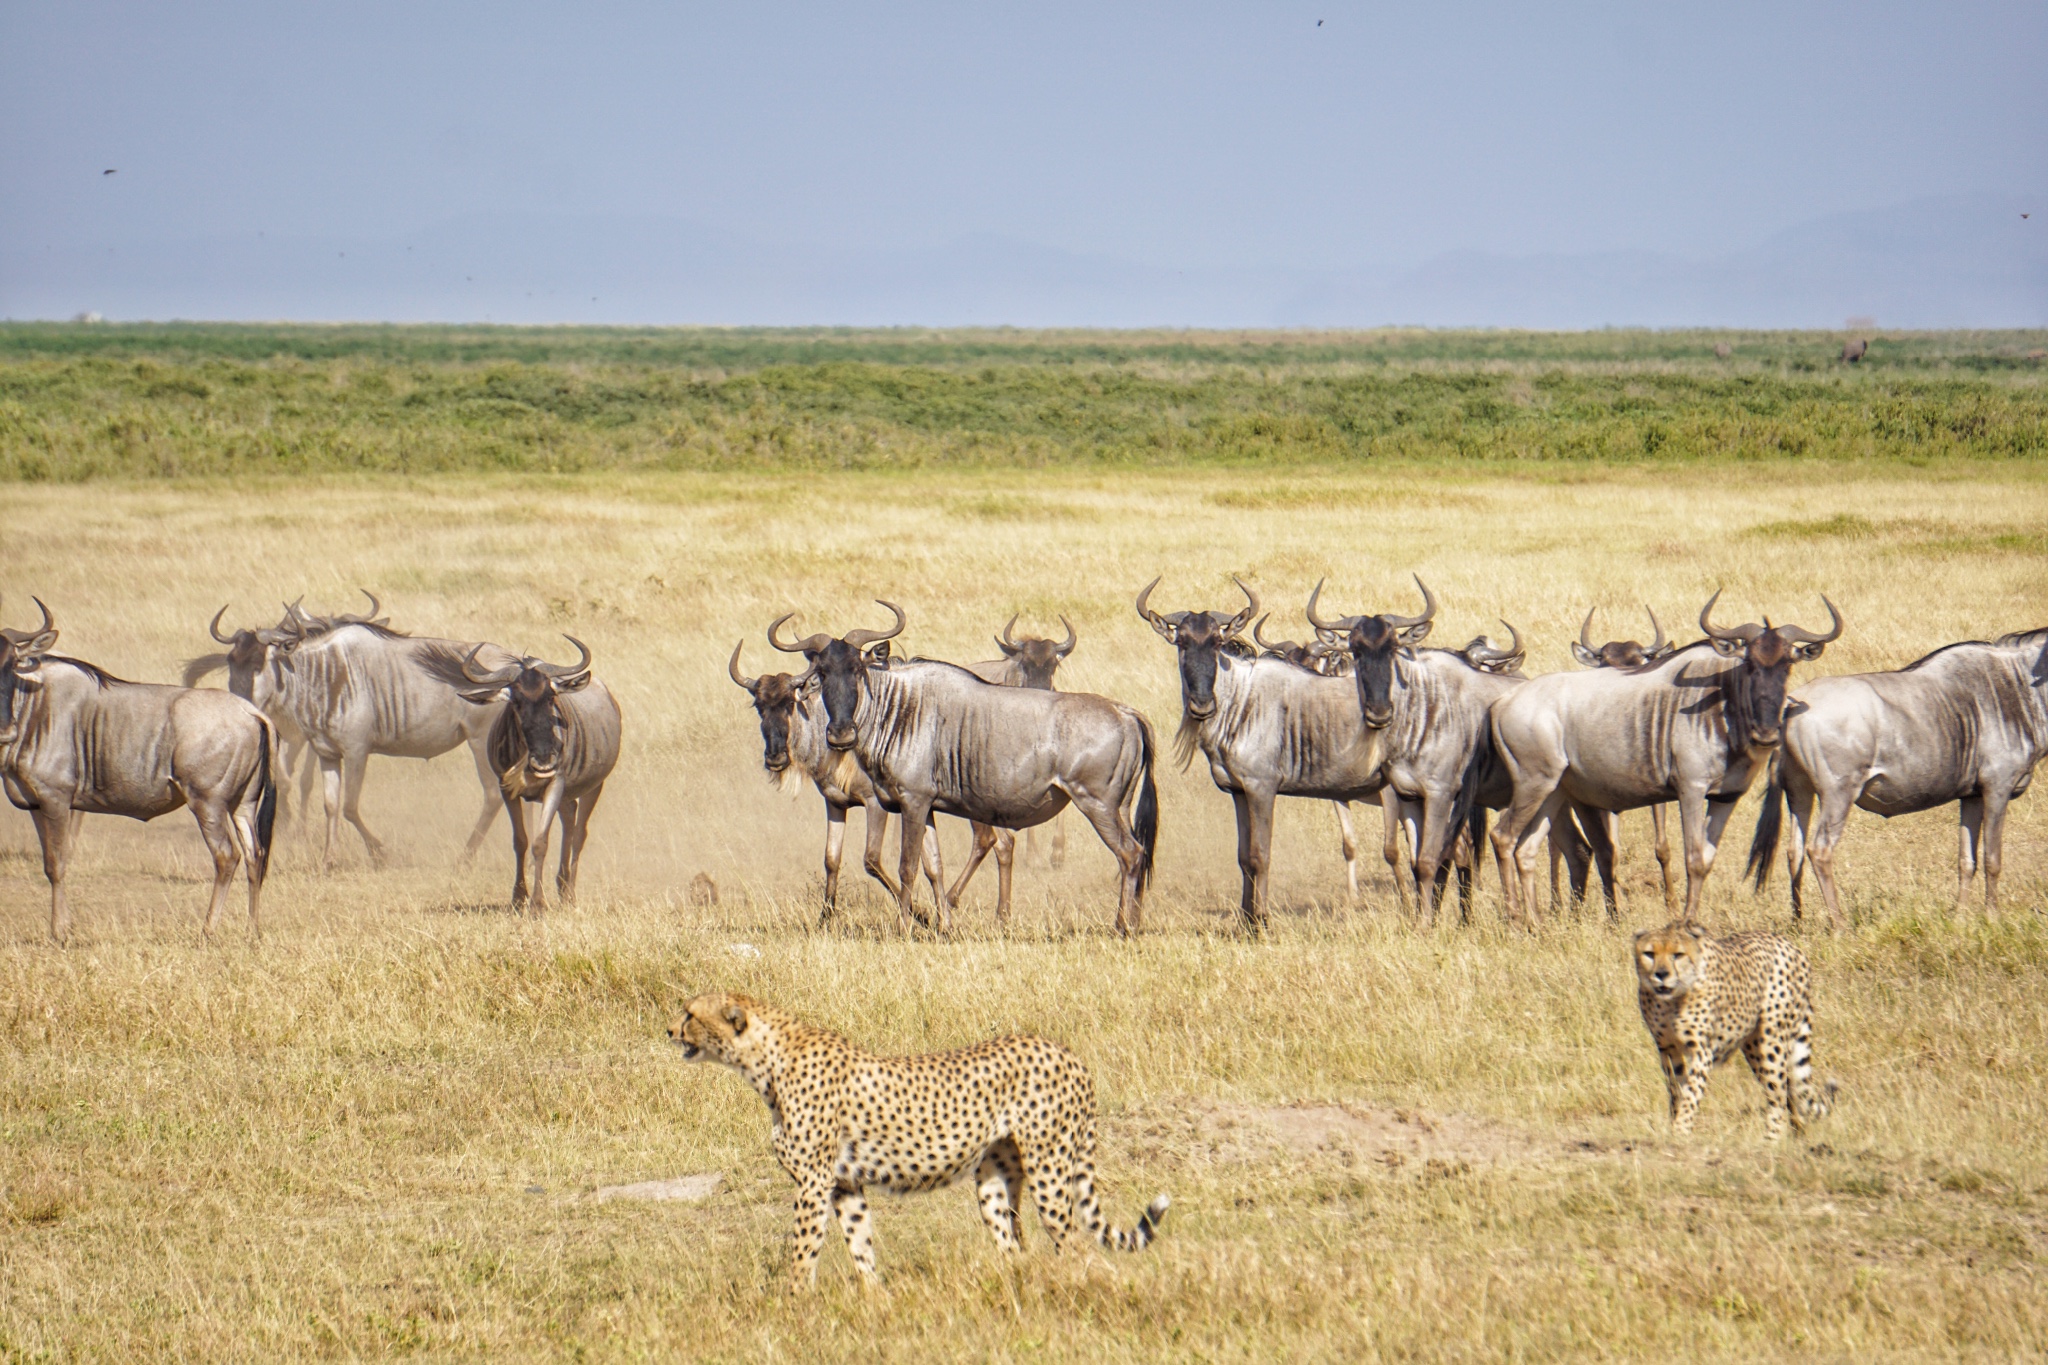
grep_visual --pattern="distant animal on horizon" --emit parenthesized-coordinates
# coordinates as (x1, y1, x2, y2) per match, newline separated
(669, 992, 1169, 1288)
(1841, 338, 1869, 363)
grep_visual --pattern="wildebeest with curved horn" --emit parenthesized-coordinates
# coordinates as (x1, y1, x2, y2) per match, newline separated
(450, 636, 620, 913)
(1746, 626, 2048, 926)
(196, 598, 516, 869)
(730, 639, 947, 921)
(184, 591, 391, 822)
(1489, 591, 1843, 924)
(1, 598, 277, 942)
(786, 601, 1158, 936)
(1138, 576, 1394, 929)
(1305, 575, 1533, 923)
(1558, 606, 1680, 916)
(946, 615, 1082, 908)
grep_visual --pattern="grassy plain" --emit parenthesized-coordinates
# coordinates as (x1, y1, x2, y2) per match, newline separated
(2, 327, 2047, 1361)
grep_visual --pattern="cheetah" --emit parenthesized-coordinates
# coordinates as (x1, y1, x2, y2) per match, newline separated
(1634, 921, 1837, 1140)
(668, 992, 1169, 1288)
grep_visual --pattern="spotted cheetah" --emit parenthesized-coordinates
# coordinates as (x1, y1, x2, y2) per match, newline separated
(668, 992, 1169, 1288)
(1634, 922, 1837, 1140)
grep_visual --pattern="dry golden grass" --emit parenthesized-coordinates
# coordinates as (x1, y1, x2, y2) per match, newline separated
(3, 465, 2047, 1361)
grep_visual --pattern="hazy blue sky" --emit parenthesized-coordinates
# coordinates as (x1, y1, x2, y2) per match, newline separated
(3, 2, 2043, 323)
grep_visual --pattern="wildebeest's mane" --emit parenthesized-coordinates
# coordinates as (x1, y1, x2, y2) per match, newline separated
(323, 619, 411, 639)
(410, 641, 489, 688)
(1894, 629, 2048, 671)
(903, 655, 994, 683)
(1993, 626, 2048, 652)
(45, 655, 134, 688)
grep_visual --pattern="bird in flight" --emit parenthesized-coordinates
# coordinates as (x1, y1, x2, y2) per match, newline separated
(102, 168, 116, 175)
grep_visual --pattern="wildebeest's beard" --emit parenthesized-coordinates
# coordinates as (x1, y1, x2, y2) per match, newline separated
(0, 650, 18, 740)
(1347, 618, 1403, 729)
(814, 640, 868, 752)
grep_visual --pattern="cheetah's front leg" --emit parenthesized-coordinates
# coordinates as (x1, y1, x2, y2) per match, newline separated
(1669, 1048, 1712, 1135)
(789, 1175, 835, 1289)
(831, 1184, 879, 1281)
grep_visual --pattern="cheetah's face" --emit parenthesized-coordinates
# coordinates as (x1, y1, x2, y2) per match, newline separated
(668, 992, 763, 1067)
(1635, 925, 1706, 1000)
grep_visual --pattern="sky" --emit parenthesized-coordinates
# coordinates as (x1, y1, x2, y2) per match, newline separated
(2, 1, 2043, 325)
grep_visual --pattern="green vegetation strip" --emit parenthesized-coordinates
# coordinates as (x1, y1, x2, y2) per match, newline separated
(2, 323, 2044, 479)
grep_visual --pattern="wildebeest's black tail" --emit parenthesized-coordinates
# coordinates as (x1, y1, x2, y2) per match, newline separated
(1745, 751, 1783, 893)
(253, 721, 277, 882)
(1133, 714, 1159, 895)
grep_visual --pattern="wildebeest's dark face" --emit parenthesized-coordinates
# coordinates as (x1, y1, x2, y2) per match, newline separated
(0, 600, 57, 744)
(1137, 578, 1258, 721)
(506, 668, 578, 775)
(815, 639, 887, 752)
(1700, 593, 1839, 749)
(1346, 615, 1430, 730)
(1582, 639, 1650, 668)
(1004, 638, 1064, 690)
(748, 673, 800, 775)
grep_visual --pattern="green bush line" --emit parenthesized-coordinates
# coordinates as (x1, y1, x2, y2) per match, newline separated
(2, 341, 2045, 480)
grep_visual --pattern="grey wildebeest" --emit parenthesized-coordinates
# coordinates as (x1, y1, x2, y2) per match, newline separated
(1, 599, 276, 942)
(1746, 626, 2048, 926)
(198, 600, 516, 868)
(1137, 577, 1395, 930)
(1558, 607, 1680, 916)
(791, 602, 1158, 936)
(1304, 576, 1533, 923)
(946, 615, 1081, 908)
(1488, 592, 1843, 924)
(183, 591, 388, 821)
(446, 637, 620, 913)
(730, 639, 948, 922)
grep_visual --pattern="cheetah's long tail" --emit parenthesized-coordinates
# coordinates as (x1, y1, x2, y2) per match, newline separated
(1789, 1015, 1837, 1122)
(1071, 1122, 1169, 1252)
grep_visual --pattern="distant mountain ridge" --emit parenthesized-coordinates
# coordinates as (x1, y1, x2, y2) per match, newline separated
(3, 194, 2040, 328)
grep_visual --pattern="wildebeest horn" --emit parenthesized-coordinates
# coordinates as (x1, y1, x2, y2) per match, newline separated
(1055, 615, 1076, 656)
(1382, 576, 1437, 630)
(1579, 608, 1598, 652)
(1699, 589, 1763, 643)
(1472, 618, 1523, 663)
(1776, 596, 1844, 646)
(1, 596, 58, 653)
(842, 600, 906, 650)
(460, 643, 521, 687)
(282, 598, 312, 636)
(1253, 614, 1282, 652)
(1135, 577, 1193, 630)
(1000, 614, 1021, 648)
(1645, 607, 1667, 653)
(334, 588, 381, 625)
(539, 635, 593, 680)
(1304, 578, 1360, 633)
(728, 640, 759, 694)
(1223, 576, 1259, 637)
(210, 605, 236, 644)
(767, 613, 833, 655)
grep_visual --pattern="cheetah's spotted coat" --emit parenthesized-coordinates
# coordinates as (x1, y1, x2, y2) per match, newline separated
(1634, 922, 1837, 1140)
(669, 992, 1169, 1287)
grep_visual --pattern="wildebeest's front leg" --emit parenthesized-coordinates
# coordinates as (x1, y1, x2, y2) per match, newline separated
(1235, 785, 1278, 933)
(1649, 803, 1678, 913)
(556, 781, 603, 904)
(1330, 801, 1360, 904)
(503, 792, 533, 912)
(1377, 792, 1416, 912)
(337, 750, 387, 869)
(523, 784, 566, 915)
(894, 795, 948, 934)
(1675, 787, 1740, 923)
(458, 734, 504, 867)
(31, 800, 76, 944)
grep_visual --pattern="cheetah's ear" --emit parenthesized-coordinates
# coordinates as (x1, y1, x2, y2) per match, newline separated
(1682, 923, 1707, 944)
(723, 1004, 748, 1035)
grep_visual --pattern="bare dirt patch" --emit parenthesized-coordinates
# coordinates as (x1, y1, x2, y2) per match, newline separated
(1121, 1099, 1583, 1172)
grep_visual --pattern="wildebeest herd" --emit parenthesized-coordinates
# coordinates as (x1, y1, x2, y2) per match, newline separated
(1, 579, 2044, 943)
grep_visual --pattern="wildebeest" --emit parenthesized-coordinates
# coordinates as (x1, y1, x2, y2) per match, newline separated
(184, 591, 388, 821)
(730, 639, 947, 921)
(1138, 577, 1394, 930)
(1305, 576, 1532, 922)
(449, 637, 620, 913)
(1747, 627, 2048, 926)
(197, 600, 517, 868)
(1841, 338, 1869, 363)
(1489, 592, 1843, 923)
(948, 616, 1081, 907)
(2, 599, 276, 942)
(788, 602, 1158, 936)
(1560, 607, 1680, 916)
